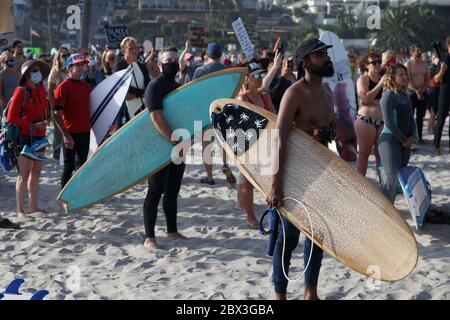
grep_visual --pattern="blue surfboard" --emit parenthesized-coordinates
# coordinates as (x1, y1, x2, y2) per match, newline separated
(58, 68, 247, 212)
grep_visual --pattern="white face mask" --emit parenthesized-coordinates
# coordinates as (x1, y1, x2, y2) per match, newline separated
(31, 71, 43, 84)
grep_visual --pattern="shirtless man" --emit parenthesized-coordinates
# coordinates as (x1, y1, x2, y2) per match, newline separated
(406, 44, 430, 143)
(266, 39, 336, 300)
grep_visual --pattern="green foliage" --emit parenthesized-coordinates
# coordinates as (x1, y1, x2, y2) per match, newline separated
(371, 3, 450, 52)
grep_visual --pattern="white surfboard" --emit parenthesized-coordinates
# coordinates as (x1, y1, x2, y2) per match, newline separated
(89, 66, 133, 155)
(0, 279, 48, 301)
(126, 62, 146, 119)
(320, 31, 358, 162)
(398, 167, 432, 230)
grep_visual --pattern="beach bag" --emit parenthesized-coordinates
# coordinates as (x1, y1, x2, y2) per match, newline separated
(0, 138, 17, 172)
(1, 89, 28, 145)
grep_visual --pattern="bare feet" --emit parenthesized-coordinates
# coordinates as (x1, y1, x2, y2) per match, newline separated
(304, 286, 320, 300)
(167, 232, 188, 240)
(30, 208, 49, 215)
(275, 293, 287, 300)
(247, 220, 260, 230)
(144, 238, 159, 250)
(17, 212, 33, 221)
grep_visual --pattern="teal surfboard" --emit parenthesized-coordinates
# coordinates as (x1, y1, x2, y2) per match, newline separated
(58, 68, 247, 212)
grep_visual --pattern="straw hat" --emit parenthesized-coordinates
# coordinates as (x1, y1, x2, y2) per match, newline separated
(19, 59, 50, 86)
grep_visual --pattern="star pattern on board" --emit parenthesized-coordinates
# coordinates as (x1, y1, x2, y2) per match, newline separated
(213, 103, 269, 156)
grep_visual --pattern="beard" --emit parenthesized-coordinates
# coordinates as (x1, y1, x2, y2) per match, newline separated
(309, 62, 334, 77)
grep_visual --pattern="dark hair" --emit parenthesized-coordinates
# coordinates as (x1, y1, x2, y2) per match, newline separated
(161, 47, 178, 54)
(446, 36, 450, 47)
(357, 51, 381, 73)
(12, 40, 23, 49)
(410, 44, 422, 54)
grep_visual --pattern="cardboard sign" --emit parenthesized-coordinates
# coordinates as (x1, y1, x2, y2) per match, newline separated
(154, 37, 165, 51)
(188, 26, 209, 49)
(232, 18, 254, 60)
(104, 25, 128, 49)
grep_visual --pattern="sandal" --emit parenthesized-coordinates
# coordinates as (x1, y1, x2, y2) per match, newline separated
(200, 177, 216, 185)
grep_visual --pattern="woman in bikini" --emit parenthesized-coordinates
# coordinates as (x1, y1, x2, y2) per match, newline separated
(236, 61, 276, 229)
(355, 52, 387, 179)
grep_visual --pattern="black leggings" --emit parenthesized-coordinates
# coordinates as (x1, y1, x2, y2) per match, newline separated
(143, 163, 185, 238)
(409, 92, 428, 141)
(61, 132, 90, 188)
(434, 84, 450, 148)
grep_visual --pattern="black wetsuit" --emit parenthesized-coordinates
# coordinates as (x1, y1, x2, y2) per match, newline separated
(143, 74, 183, 239)
(434, 53, 450, 149)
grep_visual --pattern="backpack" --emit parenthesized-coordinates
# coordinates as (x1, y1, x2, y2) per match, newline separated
(1, 88, 28, 145)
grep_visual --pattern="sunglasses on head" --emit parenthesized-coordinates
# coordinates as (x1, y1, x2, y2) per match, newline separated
(369, 60, 382, 65)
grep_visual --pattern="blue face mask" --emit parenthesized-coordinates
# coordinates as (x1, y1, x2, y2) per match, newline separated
(31, 71, 43, 84)
(6, 59, 15, 68)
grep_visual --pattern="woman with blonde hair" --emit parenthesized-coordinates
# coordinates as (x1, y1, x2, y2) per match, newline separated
(101, 49, 116, 78)
(355, 51, 387, 179)
(48, 48, 69, 159)
(379, 64, 415, 203)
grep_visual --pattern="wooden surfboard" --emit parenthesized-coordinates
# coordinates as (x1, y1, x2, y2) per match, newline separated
(210, 99, 418, 282)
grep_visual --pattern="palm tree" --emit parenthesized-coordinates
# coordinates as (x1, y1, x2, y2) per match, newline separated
(372, 3, 448, 52)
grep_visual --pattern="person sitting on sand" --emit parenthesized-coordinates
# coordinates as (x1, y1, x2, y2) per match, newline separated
(267, 39, 337, 300)
(142, 47, 188, 250)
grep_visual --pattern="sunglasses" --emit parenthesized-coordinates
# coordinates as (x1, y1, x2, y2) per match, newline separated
(250, 73, 266, 79)
(369, 60, 382, 65)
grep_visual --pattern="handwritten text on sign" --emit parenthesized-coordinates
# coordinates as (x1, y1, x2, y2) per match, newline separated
(232, 18, 254, 60)
(104, 26, 128, 49)
(188, 26, 209, 49)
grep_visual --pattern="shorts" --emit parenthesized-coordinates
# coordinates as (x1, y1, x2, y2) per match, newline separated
(15, 135, 45, 156)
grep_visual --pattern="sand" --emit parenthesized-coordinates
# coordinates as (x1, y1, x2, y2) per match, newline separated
(0, 121, 449, 300)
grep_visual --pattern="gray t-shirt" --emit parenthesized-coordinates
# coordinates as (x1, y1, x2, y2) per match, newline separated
(193, 62, 227, 80)
(0, 70, 19, 102)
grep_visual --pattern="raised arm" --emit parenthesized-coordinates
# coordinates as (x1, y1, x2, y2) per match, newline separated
(357, 74, 386, 104)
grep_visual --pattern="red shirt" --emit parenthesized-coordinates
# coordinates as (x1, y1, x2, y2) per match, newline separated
(54, 79, 91, 134)
(7, 85, 48, 137)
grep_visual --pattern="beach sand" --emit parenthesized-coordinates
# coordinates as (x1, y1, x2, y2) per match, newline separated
(0, 121, 449, 300)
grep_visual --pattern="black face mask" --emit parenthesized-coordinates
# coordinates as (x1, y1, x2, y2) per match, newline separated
(162, 62, 179, 77)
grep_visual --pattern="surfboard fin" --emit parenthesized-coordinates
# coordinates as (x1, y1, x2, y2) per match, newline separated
(4, 279, 25, 295)
(30, 290, 49, 300)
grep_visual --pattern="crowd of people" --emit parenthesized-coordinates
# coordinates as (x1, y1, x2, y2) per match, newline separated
(1, 34, 450, 300)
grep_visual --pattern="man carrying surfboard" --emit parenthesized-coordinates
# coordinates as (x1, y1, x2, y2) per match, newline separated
(267, 39, 337, 300)
(142, 47, 187, 250)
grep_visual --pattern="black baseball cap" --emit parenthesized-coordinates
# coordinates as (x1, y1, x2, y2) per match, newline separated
(295, 39, 332, 66)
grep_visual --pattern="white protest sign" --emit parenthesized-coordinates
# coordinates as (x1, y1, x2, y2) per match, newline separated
(232, 18, 254, 60)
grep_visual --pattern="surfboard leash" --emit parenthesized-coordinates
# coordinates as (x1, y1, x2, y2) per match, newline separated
(260, 198, 315, 283)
